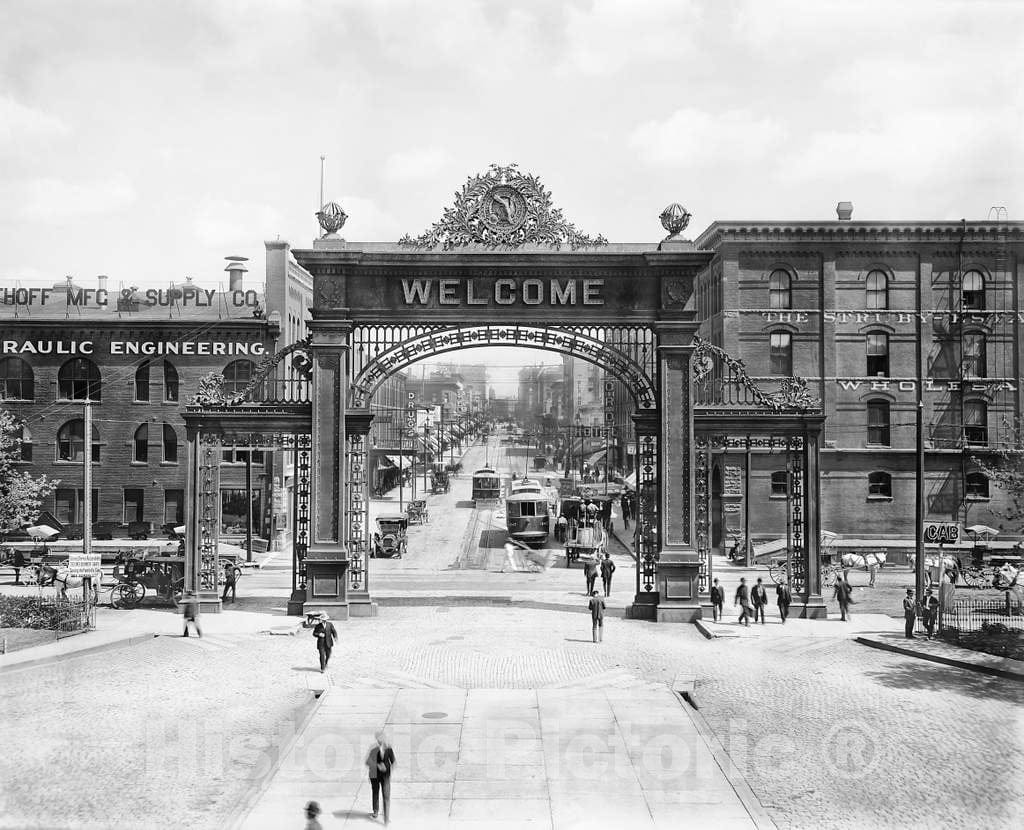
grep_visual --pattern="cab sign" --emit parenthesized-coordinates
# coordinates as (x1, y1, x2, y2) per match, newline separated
(923, 522, 960, 544)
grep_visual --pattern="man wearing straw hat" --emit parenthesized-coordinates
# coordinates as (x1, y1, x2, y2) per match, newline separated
(312, 612, 338, 673)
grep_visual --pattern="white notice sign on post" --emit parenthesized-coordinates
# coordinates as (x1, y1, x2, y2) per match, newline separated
(68, 552, 101, 577)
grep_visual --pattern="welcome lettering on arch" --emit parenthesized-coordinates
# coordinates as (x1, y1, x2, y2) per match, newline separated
(399, 278, 604, 307)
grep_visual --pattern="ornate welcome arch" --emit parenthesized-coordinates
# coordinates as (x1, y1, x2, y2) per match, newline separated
(350, 324, 657, 409)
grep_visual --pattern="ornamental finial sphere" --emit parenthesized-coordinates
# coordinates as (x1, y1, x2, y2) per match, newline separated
(660, 203, 691, 237)
(316, 201, 348, 235)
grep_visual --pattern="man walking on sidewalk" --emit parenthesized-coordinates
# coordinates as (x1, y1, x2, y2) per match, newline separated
(221, 562, 236, 603)
(776, 580, 792, 623)
(589, 589, 606, 643)
(600, 553, 616, 597)
(833, 576, 853, 621)
(366, 729, 396, 824)
(710, 578, 724, 622)
(313, 612, 338, 672)
(181, 594, 202, 637)
(584, 556, 600, 595)
(734, 577, 752, 627)
(751, 577, 768, 624)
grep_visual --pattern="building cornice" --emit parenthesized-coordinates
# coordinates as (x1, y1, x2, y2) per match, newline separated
(695, 221, 1024, 250)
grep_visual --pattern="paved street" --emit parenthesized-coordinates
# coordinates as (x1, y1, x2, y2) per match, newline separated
(1, 438, 1023, 829)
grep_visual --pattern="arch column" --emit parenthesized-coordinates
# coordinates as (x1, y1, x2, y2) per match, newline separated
(303, 322, 352, 619)
(654, 322, 701, 623)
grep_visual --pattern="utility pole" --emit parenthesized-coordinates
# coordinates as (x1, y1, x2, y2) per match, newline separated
(914, 245, 927, 602)
(398, 427, 404, 512)
(245, 452, 253, 563)
(83, 398, 93, 589)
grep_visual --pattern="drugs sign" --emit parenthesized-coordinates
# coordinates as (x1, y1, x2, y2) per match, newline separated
(922, 522, 960, 545)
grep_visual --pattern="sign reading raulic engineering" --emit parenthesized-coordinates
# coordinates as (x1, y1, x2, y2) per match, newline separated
(1, 339, 266, 356)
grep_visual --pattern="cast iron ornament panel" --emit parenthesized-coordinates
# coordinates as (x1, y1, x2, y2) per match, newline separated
(399, 164, 608, 250)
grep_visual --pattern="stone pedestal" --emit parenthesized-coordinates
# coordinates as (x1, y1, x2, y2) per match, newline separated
(303, 550, 350, 620)
(655, 550, 702, 623)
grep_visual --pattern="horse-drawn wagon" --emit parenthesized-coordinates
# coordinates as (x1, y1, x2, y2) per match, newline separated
(110, 554, 185, 608)
(406, 499, 429, 524)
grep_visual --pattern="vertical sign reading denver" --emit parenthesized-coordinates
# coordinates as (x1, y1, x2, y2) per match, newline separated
(401, 278, 604, 306)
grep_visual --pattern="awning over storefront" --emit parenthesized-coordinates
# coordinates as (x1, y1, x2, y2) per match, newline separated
(384, 455, 403, 468)
(623, 472, 636, 490)
(586, 449, 607, 466)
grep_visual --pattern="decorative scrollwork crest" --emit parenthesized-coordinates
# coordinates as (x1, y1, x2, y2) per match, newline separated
(692, 335, 822, 413)
(192, 371, 232, 406)
(399, 164, 607, 251)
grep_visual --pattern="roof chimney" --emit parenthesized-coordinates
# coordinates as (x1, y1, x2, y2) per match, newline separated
(836, 201, 853, 221)
(97, 274, 108, 291)
(224, 256, 249, 292)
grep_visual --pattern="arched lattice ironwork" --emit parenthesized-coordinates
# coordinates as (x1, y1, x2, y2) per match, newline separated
(193, 336, 313, 407)
(351, 324, 656, 408)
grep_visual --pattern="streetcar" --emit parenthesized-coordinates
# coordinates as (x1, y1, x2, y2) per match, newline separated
(505, 490, 551, 546)
(471, 467, 502, 503)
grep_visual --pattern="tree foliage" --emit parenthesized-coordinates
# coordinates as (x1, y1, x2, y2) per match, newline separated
(973, 416, 1024, 532)
(0, 409, 58, 535)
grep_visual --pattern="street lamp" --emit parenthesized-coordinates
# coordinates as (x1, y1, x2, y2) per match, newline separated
(423, 420, 432, 494)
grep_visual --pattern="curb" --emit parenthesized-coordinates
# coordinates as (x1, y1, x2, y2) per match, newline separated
(0, 632, 156, 674)
(855, 636, 1024, 681)
(675, 692, 778, 829)
(228, 691, 325, 830)
(694, 619, 715, 639)
(608, 526, 637, 562)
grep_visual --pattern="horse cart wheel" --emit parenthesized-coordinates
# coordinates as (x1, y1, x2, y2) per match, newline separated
(962, 567, 988, 589)
(113, 582, 145, 609)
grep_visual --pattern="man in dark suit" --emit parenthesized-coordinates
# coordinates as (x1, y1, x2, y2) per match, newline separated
(600, 553, 616, 597)
(903, 588, 917, 639)
(833, 576, 853, 621)
(584, 557, 600, 595)
(709, 578, 724, 622)
(366, 730, 396, 824)
(776, 580, 792, 623)
(751, 577, 768, 624)
(734, 577, 751, 626)
(312, 612, 338, 672)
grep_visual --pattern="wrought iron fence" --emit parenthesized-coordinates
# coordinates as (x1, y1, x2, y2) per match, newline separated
(938, 597, 1024, 634)
(0, 594, 95, 639)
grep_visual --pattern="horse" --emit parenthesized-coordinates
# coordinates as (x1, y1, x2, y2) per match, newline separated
(840, 551, 887, 585)
(32, 564, 101, 602)
(995, 563, 1024, 603)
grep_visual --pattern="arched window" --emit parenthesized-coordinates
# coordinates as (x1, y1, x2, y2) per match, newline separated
(962, 332, 986, 378)
(963, 400, 988, 446)
(0, 357, 34, 400)
(962, 270, 985, 311)
(868, 471, 892, 498)
(770, 470, 788, 497)
(134, 361, 150, 401)
(57, 419, 100, 463)
(768, 269, 791, 309)
(163, 424, 178, 463)
(965, 472, 989, 500)
(865, 270, 888, 310)
(163, 360, 179, 402)
(222, 359, 255, 395)
(866, 399, 891, 446)
(866, 331, 889, 376)
(769, 331, 792, 375)
(133, 424, 148, 463)
(58, 357, 101, 401)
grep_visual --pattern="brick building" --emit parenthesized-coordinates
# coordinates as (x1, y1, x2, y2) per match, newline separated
(0, 241, 312, 540)
(692, 216, 1024, 548)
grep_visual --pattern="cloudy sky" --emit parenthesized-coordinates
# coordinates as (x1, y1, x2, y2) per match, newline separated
(1, 0, 1021, 290)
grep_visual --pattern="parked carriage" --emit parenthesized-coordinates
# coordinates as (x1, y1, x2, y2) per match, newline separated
(110, 554, 185, 608)
(431, 469, 451, 494)
(406, 499, 429, 524)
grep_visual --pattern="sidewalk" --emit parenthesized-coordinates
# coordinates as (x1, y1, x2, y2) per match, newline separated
(856, 631, 1024, 680)
(235, 686, 775, 829)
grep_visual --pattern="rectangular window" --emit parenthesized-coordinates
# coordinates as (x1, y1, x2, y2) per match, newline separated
(867, 403, 891, 446)
(769, 333, 792, 375)
(123, 488, 145, 523)
(962, 333, 986, 379)
(220, 488, 262, 535)
(164, 489, 185, 525)
(866, 334, 889, 376)
(54, 488, 99, 524)
(135, 362, 150, 402)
